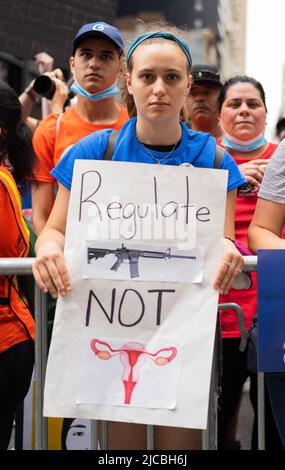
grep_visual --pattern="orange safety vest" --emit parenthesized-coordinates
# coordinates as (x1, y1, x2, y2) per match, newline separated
(0, 166, 35, 353)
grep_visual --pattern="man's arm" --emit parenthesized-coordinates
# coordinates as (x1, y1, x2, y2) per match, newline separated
(32, 182, 54, 235)
(19, 82, 38, 124)
(248, 197, 285, 253)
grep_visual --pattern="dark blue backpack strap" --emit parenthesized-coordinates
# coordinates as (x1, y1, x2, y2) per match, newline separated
(103, 130, 120, 161)
(214, 145, 225, 169)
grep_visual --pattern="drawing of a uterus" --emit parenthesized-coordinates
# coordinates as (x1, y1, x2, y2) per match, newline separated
(90, 338, 177, 405)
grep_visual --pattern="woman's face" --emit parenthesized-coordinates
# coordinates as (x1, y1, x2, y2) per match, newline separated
(220, 82, 266, 141)
(126, 42, 191, 123)
(65, 418, 90, 450)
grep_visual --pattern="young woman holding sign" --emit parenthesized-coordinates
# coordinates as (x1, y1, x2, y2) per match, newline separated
(33, 23, 246, 449)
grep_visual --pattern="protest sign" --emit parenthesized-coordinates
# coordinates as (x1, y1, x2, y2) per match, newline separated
(44, 160, 228, 429)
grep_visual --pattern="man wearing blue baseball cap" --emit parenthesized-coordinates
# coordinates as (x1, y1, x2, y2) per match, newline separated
(72, 22, 124, 56)
(32, 21, 128, 235)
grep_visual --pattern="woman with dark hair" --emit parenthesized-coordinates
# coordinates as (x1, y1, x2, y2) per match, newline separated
(0, 80, 35, 449)
(218, 75, 282, 449)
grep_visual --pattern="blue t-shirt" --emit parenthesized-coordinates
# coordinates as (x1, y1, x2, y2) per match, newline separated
(51, 118, 246, 191)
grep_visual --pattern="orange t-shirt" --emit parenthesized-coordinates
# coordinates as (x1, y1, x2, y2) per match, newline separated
(33, 104, 129, 183)
(0, 171, 35, 353)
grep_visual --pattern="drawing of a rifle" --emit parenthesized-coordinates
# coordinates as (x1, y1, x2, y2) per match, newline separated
(87, 244, 196, 278)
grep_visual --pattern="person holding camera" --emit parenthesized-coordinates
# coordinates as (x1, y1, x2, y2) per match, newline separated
(32, 22, 129, 235)
(19, 53, 69, 134)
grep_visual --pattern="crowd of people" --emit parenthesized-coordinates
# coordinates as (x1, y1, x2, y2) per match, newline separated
(1, 18, 285, 450)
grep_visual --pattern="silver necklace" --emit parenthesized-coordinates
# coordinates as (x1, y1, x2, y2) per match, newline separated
(139, 139, 179, 164)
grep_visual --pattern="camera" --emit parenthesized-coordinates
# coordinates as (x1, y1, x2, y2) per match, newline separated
(32, 75, 75, 102)
(33, 75, 56, 100)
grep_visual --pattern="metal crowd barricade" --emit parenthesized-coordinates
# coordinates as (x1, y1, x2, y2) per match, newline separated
(244, 256, 265, 450)
(0, 258, 48, 450)
(0, 256, 263, 450)
(244, 256, 265, 451)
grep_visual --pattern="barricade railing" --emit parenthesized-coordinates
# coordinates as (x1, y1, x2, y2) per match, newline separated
(0, 256, 262, 450)
(0, 258, 48, 450)
(243, 256, 265, 451)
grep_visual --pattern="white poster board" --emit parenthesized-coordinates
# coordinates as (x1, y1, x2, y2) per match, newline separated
(44, 160, 228, 429)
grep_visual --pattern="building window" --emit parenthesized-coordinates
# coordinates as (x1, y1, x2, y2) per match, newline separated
(194, 18, 203, 28)
(194, 0, 204, 12)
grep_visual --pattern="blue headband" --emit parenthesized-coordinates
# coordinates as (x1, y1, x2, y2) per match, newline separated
(126, 32, 192, 69)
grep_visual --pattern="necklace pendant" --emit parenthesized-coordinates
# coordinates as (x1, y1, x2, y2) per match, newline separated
(139, 138, 179, 165)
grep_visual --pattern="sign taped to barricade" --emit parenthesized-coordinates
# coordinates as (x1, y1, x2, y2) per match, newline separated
(18, 372, 93, 449)
(44, 160, 228, 429)
(258, 250, 285, 372)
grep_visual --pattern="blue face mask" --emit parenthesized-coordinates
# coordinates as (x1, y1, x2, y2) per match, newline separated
(70, 78, 119, 101)
(222, 134, 267, 153)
